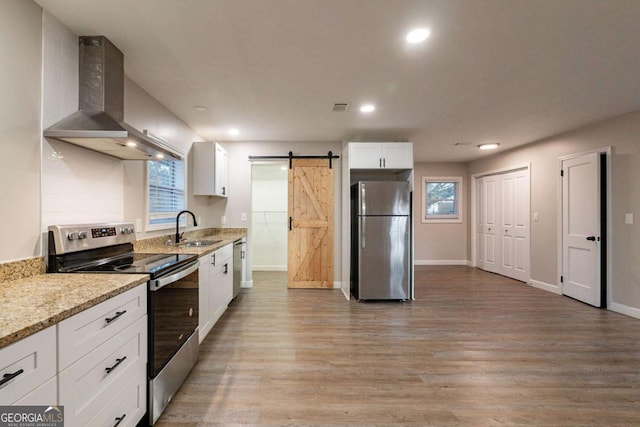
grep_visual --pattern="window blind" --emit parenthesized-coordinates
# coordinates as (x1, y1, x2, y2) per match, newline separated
(148, 159, 185, 226)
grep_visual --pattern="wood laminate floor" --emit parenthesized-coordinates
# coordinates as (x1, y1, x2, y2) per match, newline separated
(156, 266, 640, 426)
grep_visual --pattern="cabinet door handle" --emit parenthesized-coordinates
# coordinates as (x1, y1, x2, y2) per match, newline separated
(224, 263, 229, 274)
(383, 158, 386, 168)
(379, 158, 382, 168)
(105, 356, 127, 374)
(113, 414, 126, 427)
(105, 310, 126, 324)
(0, 369, 24, 386)
(212, 253, 216, 266)
(222, 186, 226, 195)
(586, 235, 596, 241)
(289, 217, 293, 231)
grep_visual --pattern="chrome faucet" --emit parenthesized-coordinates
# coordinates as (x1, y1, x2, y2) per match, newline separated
(175, 210, 198, 244)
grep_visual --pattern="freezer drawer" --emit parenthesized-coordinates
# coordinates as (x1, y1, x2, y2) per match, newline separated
(356, 216, 410, 300)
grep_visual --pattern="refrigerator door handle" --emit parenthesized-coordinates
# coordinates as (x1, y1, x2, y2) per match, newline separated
(361, 217, 366, 248)
(361, 185, 366, 215)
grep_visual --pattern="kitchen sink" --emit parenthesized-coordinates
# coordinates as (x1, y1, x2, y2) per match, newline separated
(182, 239, 222, 247)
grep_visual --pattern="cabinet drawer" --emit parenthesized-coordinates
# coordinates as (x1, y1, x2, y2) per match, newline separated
(59, 316, 147, 426)
(12, 376, 57, 406)
(58, 285, 146, 370)
(0, 326, 56, 405)
(213, 244, 233, 265)
(85, 367, 146, 427)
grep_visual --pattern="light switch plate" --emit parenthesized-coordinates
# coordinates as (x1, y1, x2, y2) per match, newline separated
(625, 213, 634, 224)
(221, 215, 226, 225)
(241, 212, 247, 222)
(532, 212, 539, 222)
(135, 218, 142, 231)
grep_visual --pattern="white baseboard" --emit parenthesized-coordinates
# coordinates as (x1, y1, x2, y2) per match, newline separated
(241, 280, 253, 288)
(252, 265, 287, 271)
(610, 302, 640, 320)
(414, 259, 470, 266)
(529, 279, 561, 295)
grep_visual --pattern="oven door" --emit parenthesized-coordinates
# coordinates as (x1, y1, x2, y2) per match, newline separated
(149, 260, 199, 377)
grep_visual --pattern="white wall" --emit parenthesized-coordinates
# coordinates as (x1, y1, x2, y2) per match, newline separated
(223, 141, 343, 285)
(0, 0, 43, 261)
(251, 164, 288, 270)
(413, 162, 469, 264)
(468, 110, 640, 317)
(39, 11, 215, 244)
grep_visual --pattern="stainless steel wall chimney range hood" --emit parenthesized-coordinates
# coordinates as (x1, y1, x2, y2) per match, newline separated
(44, 36, 181, 160)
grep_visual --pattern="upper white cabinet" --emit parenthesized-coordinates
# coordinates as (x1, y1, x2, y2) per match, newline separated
(193, 142, 229, 196)
(348, 142, 413, 169)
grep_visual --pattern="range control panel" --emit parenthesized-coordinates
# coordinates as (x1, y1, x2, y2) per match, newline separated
(49, 222, 136, 254)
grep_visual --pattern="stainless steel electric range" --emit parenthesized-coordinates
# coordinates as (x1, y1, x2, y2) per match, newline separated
(48, 222, 199, 425)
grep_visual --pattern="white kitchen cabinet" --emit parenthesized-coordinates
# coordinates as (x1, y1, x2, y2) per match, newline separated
(193, 141, 229, 196)
(348, 142, 413, 169)
(0, 326, 56, 405)
(58, 285, 147, 427)
(198, 252, 214, 343)
(198, 243, 234, 343)
(211, 243, 233, 325)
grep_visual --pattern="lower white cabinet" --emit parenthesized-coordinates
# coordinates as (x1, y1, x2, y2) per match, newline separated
(0, 326, 57, 405)
(198, 243, 234, 343)
(58, 284, 147, 426)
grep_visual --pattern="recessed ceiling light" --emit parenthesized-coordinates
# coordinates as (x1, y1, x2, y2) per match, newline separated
(406, 28, 431, 44)
(156, 153, 165, 159)
(126, 141, 137, 147)
(193, 106, 209, 112)
(478, 143, 500, 150)
(360, 104, 375, 113)
(280, 166, 287, 171)
(228, 128, 240, 136)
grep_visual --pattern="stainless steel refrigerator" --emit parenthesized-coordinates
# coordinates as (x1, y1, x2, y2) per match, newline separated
(351, 181, 411, 300)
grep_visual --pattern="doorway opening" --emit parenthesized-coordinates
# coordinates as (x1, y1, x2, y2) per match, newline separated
(250, 162, 288, 274)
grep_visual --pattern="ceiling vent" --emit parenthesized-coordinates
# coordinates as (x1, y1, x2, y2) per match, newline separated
(332, 103, 349, 112)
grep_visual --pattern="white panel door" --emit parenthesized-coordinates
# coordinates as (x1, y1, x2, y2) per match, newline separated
(482, 175, 499, 274)
(500, 173, 515, 275)
(478, 169, 530, 282)
(476, 179, 484, 266)
(562, 153, 600, 306)
(512, 170, 530, 282)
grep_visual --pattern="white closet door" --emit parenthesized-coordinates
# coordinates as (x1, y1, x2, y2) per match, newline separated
(482, 175, 500, 274)
(478, 169, 530, 282)
(476, 179, 484, 267)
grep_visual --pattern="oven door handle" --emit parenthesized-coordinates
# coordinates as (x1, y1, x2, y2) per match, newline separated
(151, 260, 199, 291)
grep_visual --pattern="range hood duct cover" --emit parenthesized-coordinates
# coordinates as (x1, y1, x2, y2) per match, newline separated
(44, 36, 181, 160)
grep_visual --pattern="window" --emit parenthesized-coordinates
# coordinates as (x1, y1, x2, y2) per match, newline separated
(147, 159, 185, 230)
(422, 176, 462, 223)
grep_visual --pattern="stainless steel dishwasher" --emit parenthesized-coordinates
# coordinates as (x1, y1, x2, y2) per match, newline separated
(232, 238, 246, 298)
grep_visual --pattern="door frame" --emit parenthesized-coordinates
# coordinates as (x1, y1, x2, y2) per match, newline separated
(470, 163, 530, 272)
(557, 146, 612, 308)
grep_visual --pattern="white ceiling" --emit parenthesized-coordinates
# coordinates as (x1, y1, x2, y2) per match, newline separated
(35, 0, 640, 162)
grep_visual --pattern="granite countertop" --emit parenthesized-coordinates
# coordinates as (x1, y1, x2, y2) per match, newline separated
(0, 273, 149, 349)
(135, 231, 247, 257)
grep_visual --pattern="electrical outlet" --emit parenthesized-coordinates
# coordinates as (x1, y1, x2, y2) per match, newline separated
(625, 213, 634, 224)
(532, 212, 539, 222)
(135, 218, 142, 231)
(221, 215, 226, 225)
(241, 212, 247, 222)
(197, 216, 201, 226)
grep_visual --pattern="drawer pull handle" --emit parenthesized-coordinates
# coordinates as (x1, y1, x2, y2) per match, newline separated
(223, 263, 229, 274)
(0, 369, 24, 386)
(113, 414, 126, 427)
(105, 356, 127, 374)
(105, 310, 127, 324)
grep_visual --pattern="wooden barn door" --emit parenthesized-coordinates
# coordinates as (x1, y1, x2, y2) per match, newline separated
(288, 159, 334, 288)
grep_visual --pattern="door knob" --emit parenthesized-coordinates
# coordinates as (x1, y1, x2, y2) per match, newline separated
(586, 236, 596, 241)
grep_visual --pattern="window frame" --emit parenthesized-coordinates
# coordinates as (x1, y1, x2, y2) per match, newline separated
(421, 176, 463, 224)
(145, 158, 187, 232)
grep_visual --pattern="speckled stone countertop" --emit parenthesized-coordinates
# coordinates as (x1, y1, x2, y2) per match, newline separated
(0, 273, 148, 349)
(134, 228, 247, 256)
